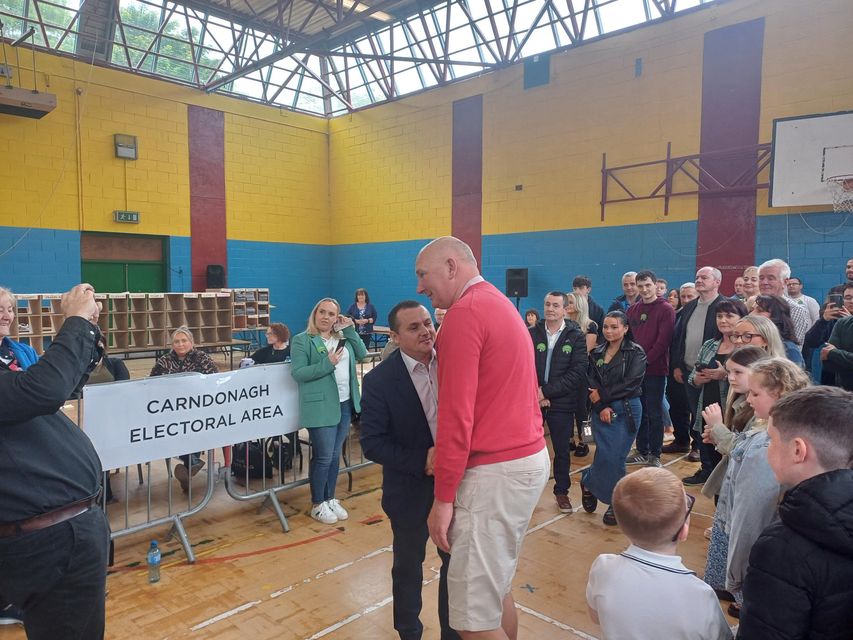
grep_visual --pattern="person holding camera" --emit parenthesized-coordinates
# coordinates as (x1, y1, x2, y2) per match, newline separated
(804, 285, 852, 384)
(291, 298, 368, 524)
(0, 284, 110, 639)
(684, 299, 749, 485)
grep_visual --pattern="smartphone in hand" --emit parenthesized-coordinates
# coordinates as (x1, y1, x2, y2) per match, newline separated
(335, 340, 346, 353)
(829, 294, 844, 309)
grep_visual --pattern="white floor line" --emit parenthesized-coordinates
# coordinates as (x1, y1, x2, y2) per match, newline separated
(303, 596, 394, 640)
(190, 600, 262, 631)
(514, 602, 600, 640)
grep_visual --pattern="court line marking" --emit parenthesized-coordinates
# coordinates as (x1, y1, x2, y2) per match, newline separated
(190, 600, 262, 631)
(515, 602, 599, 640)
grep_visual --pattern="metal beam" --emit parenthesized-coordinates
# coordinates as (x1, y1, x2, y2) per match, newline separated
(204, 0, 401, 91)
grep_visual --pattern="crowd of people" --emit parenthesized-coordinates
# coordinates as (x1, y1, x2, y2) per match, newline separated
(3, 248, 853, 639)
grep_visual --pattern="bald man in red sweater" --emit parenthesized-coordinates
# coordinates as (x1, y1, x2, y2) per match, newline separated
(416, 237, 549, 640)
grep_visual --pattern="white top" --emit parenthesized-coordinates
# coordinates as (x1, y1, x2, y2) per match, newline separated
(790, 293, 820, 325)
(400, 349, 438, 441)
(323, 336, 351, 402)
(586, 545, 733, 640)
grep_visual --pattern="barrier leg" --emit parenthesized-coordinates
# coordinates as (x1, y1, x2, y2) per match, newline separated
(168, 516, 196, 564)
(259, 490, 290, 533)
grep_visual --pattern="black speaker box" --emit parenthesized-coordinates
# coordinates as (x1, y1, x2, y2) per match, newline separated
(505, 268, 528, 298)
(206, 264, 226, 289)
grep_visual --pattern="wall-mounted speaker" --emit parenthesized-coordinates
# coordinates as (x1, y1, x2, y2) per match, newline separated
(206, 264, 225, 289)
(505, 268, 528, 298)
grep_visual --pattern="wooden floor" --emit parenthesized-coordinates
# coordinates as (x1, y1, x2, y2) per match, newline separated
(1, 353, 735, 639)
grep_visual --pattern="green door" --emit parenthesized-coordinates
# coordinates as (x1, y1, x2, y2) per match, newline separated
(82, 261, 166, 292)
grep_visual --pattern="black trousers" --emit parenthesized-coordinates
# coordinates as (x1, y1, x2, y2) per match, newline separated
(545, 410, 574, 495)
(390, 520, 460, 640)
(672, 376, 698, 449)
(0, 507, 110, 640)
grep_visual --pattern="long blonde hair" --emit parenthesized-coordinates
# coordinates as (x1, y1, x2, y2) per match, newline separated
(567, 292, 591, 333)
(306, 298, 341, 337)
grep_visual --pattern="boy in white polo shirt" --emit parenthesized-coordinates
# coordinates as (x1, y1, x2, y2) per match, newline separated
(586, 468, 732, 639)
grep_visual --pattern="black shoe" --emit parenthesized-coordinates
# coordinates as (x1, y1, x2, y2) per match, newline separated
(0, 605, 24, 626)
(661, 442, 690, 454)
(574, 442, 590, 457)
(727, 603, 741, 619)
(581, 484, 598, 513)
(682, 470, 710, 486)
(714, 588, 735, 602)
(602, 506, 617, 526)
(569, 439, 577, 451)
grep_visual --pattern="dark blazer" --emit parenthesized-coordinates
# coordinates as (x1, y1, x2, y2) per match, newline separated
(529, 320, 588, 413)
(359, 349, 435, 528)
(670, 294, 725, 373)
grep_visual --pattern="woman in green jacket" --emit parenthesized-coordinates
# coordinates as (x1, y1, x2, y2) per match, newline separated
(291, 297, 368, 524)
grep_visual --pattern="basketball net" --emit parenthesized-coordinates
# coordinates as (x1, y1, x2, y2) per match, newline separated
(827, 175, 853, 214)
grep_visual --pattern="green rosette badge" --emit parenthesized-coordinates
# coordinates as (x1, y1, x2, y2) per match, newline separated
(536, 343, 547, 352)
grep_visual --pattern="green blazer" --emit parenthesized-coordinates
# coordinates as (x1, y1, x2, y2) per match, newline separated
(290, 325, 368, 428)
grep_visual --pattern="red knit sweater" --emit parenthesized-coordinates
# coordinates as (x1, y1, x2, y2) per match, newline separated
(433, 281, 545, 503)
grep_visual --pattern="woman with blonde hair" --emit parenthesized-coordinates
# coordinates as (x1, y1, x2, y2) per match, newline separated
(729, 315, 786, 359)
(291, 298, 368, 524)
(566, 292, 598, 353)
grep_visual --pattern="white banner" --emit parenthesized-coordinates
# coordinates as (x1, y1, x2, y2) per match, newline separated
(82, 363, 300, 469)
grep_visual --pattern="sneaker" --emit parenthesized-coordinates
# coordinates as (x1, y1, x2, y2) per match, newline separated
(602, 506, 617, 526)
(555, 494, 573, 513)
(661, 442, 690, 454)
(580, 484, 598, 513)
(625, 451, 648, 465)
(574, 442, 590, 458)
(310, 502, 338, 524)
(682, 470, 710, 486)
(646, 455, 662, 468)
(0, 604, 23, 626)
(687, 449, 701, 462)
(327, 498, 348, 520)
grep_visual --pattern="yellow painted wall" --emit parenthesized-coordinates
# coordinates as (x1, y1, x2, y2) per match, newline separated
(0, 51, 328, 241)
(329, 0, 853, 243)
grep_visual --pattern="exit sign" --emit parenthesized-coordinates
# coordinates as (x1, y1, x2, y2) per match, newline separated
(114, 210, 140, 223)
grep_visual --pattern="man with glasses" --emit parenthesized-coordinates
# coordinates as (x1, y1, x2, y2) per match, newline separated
(786, 277, 819, 325)
(821, 288, 853, 391)
(670, 267, 726, 482)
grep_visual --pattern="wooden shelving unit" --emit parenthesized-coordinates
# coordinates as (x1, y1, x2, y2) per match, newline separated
(11, 292, 235, 355)
(209, 288, 270, 331)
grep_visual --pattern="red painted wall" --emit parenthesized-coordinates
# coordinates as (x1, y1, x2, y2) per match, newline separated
(452, 95, 483, 267)
(188, 105, 228, 291)
(696, 19, 765, 289)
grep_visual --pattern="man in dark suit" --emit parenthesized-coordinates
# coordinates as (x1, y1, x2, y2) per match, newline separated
(360, 301, 460, 640)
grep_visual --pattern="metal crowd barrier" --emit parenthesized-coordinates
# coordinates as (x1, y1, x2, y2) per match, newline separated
(97, 351, 385, 561)
(103, 450, 219, 564)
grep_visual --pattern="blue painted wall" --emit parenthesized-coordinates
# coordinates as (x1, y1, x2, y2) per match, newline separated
(227, 239, 332, 334)
(0, 227, 80, 293)
(168, 236, 192, 292)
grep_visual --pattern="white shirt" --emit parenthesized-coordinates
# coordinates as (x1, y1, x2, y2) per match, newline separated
(790, 293, 820, 325)
(400, 349, 439, 441)
(544, 320, 566, 383)
(323, 336, 351, 402)
(586, 545, 733, 640)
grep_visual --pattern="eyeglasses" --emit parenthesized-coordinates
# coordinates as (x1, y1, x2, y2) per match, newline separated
(671, 493, 696, 542)
(730, 333, 759, 343)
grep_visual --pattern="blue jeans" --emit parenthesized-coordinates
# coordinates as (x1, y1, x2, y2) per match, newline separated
(308, 400, 352, 504)
(637, 375, 666, 457)
(582, 397, 642, 504)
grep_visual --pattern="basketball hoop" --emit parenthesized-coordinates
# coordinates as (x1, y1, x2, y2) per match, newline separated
(826, 174, 853, 214)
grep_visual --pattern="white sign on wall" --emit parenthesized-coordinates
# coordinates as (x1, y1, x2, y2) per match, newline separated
(82, 363, 299, 470)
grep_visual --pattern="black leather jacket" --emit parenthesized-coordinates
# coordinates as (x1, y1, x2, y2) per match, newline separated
(587, 339, 646, 414)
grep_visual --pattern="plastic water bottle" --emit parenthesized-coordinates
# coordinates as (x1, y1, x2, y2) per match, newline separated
(147, 540, 161, 583)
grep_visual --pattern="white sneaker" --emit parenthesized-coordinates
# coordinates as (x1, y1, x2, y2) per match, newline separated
(327, 498, 348, 520)
(310, 502, 338, 524)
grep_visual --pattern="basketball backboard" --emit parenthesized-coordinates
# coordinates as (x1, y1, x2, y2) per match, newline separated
(770, 111, 853, 207)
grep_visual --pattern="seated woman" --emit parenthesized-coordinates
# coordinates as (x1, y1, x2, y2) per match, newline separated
(581, 311, 646, 526)
(291, 298, 367, 524)
(150, 327, 218, 492)
(250, 323, 291, 364)
(750, 295, 805, 366)
(345, 288, 378, 350)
